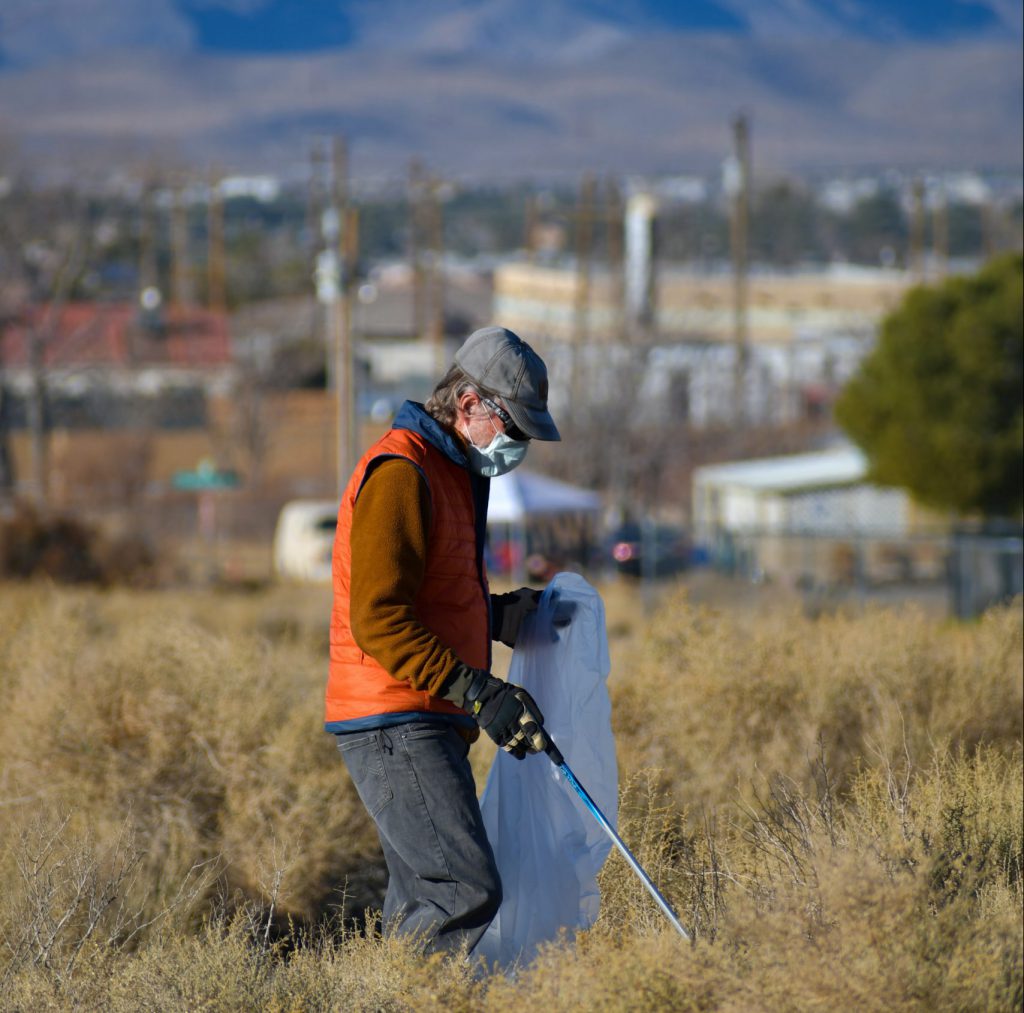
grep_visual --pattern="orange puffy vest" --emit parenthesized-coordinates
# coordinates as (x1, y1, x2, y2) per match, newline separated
(325, 422, 490, 728)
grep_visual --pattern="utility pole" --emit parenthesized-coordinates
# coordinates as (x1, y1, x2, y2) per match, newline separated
(138, 178, 158, 300)
(27, 317, 49, 506)
(726, 112, 750, 425)
(932, 184, 949, 278)
(331, 136, 349, 494)
(0, 377, 13, 502)
(316, 136, 358, 497)
(171, 174, 193, 309)
(426, 174, 446, 376)
(337, 138, 359, 493)
(523, 192, 538, 264)
(981, 200, 998, 258)
(0, 292, 13, 497)
(909, 178, 926, 281)
(573, 172, 596, 410)
(207, 171, 226, 311)
(134, 174, 162, 361)
(409, 159, 426, 341)
(606, 176, 625, 342)
(307, 141, 326, 263)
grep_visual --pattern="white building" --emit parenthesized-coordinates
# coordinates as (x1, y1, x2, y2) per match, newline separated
(692, 446, 909, 542)
(692, 446, 945, 585)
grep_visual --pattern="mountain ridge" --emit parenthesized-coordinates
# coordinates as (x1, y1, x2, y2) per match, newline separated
(0, 1, 1020, 178)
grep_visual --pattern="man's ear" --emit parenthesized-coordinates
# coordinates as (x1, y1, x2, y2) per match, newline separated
(457, 389, 482, 415)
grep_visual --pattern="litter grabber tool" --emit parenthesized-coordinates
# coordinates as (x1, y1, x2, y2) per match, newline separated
(543, 738, 691, 941)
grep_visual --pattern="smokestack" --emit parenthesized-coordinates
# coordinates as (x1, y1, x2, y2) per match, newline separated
(624, 192, 657, 332)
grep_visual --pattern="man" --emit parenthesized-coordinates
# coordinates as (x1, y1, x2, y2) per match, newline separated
(326, 325, 561, 955)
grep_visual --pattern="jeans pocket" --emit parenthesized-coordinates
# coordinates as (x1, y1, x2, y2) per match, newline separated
(337, 733, 394, 817)
(400, 722, 453, 742)
(401, 722, 472, 759)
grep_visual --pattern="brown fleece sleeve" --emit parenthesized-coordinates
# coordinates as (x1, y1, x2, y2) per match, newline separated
(349, 457, 462, 695)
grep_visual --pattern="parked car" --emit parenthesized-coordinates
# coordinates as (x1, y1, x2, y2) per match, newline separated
(607, 522, 690, 578)
(273, 500, 338, 583)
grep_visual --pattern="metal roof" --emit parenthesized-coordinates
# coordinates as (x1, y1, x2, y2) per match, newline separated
(693, 446, 869, 493)
(1, 302, 232, 369)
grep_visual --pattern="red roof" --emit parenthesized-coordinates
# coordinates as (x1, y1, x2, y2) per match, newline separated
(1, 303, 232, 369)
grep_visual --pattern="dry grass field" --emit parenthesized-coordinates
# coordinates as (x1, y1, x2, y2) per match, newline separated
(0, 578, 1020, 1011)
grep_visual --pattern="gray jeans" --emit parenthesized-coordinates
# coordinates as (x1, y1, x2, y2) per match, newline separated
(335, 721, 501, 955)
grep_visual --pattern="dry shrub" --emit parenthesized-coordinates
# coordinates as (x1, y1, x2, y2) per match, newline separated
(5, 910, 486, 1012)
(0, 582, 381, 950)
(0, 809, 215, 999)
(845, 746, 1023, 918)
(0, 502, 155, 587)
(711, 746, 1023, 1012)
(501, 748, 1022, 1012)
(240, 919, 485, 1013)
(483, 931, 712, 1012)
(613, 592, 1023, 810)
(0, 582, 1020, 1009)
(594, 770, 727, 944)
(0, 503, 103, 583)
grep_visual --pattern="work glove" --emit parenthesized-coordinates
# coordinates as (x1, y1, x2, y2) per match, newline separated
(490, 587, 541, 647)
(491, 587, 577, 647)
(443, 664, 550, 760)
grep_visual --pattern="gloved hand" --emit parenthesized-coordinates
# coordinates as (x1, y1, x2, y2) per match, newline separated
(471, 676, 550, 760)
(549, 589, 577, 631)
(491, 586, 577, 647)
(490, 587, 541, 647)
(443, 664, 550, 760)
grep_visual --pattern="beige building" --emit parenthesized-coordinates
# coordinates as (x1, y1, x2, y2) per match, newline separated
(493, 262, 916, 427)
(493, 262, 913, 345)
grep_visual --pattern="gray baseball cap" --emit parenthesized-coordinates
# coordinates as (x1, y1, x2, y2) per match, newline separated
(454, 326, 561, 441)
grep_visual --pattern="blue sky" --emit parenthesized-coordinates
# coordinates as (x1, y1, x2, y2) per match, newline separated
(176, 0, 1015, 54)
(181, 0, 355, 53)
(1, 0, 1020, 67)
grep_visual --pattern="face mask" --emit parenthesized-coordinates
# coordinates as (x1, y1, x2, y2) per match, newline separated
(466, 430, 529, 477)
(465, 404, 529, 477)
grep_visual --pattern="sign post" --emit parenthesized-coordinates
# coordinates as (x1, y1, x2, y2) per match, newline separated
(172, 458, 240, 581)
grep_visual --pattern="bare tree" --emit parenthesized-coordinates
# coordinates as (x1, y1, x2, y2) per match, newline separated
(0, 178, 94, 506)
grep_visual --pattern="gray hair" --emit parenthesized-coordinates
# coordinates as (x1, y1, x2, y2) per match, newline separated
(424, 364, 481, 427)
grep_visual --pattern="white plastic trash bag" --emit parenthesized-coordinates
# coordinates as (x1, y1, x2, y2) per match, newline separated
(475, 572, 617, 969)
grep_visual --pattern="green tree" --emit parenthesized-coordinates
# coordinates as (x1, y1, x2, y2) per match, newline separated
(750, 181, 824, 266)
(836, 253, 1023, 517)
(842, 188, 907, 265)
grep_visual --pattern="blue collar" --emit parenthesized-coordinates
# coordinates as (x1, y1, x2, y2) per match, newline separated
(392, 401, 471, 469)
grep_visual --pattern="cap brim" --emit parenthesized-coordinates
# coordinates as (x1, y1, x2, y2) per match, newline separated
(505, 399, 561, 441)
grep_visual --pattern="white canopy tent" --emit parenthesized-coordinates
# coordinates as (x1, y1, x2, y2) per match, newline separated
(488, 470, 602, 523)
(487, 471, 602, 581)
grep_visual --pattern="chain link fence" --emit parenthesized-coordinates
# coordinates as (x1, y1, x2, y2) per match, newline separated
(708, 528, 1022, 619)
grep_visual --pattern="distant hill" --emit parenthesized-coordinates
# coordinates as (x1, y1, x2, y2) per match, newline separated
(0, 0, 1020, 179)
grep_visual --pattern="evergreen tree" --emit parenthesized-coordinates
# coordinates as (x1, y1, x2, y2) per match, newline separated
(836, 253, 1023, 518)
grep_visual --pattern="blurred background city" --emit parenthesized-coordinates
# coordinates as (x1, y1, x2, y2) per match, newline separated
(1, 0, 1021, 616)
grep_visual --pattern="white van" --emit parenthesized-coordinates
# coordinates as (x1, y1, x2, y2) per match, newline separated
(272, 500, 339, 583)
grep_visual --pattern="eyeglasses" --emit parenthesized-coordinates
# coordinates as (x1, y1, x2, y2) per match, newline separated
(481, 397, 531, 442)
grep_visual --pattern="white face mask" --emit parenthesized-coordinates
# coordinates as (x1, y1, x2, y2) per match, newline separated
(465, 403, 530, 477)
(466, 430, 529, 477)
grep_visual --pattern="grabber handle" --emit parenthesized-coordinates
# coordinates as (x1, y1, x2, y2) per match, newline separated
(540, 733, 691, 942)
(544, 738, 565, 767)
